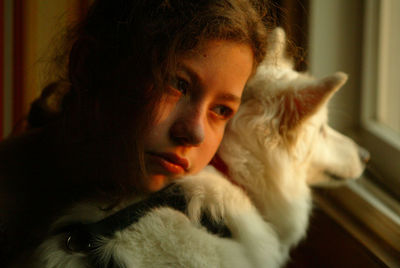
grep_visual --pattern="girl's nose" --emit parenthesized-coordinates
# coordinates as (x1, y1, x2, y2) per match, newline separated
(169, 110, 205, 146)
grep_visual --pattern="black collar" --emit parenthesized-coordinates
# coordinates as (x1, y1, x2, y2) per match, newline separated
(57, 184, 230, 254)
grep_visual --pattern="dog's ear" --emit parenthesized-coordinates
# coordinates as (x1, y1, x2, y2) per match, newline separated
(279, 72, 348, 132)
(263, 27, 293, 69)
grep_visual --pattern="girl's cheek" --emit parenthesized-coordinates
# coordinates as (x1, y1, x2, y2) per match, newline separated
(152, 96, 179, 125)
(210, 129, 225, 154)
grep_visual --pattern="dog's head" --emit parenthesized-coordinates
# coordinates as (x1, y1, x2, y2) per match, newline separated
(220, 28, 368, 187)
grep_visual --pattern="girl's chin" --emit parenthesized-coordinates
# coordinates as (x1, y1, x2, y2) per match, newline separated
(143, 174, 183, 192)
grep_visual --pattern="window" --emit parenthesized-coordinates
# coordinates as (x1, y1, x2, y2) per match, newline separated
(361, 0, 400, 197)
(372, 0, 400, 135)
(309, 0, 400, 266)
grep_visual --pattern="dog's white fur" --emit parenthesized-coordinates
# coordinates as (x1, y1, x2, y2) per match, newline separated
(31, 167, 283, 268)
(29, 28, 367, 268)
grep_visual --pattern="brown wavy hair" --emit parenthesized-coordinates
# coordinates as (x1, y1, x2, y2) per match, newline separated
(37, 0, 270, 198)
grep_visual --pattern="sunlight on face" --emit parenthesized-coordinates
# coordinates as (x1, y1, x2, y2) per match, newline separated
(142, 40, 254, 192)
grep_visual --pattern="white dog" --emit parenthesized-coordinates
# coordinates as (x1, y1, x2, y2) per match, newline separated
(27, 28, 368, 268)
(218, 27, 369, 257)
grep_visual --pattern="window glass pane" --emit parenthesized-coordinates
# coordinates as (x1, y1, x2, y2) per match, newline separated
(376, 0, 400, 135)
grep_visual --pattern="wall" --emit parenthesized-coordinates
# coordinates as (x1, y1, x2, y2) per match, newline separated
(1, 0, 90, 138)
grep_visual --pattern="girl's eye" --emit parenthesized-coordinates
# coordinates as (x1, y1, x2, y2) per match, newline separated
(173, 77, 189, 95)
(212, 105, 234, 120)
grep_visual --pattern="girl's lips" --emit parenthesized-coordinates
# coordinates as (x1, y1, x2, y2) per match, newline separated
(148, 152, 189, 174)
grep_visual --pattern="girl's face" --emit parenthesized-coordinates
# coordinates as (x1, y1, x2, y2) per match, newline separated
(142, 40, 254, 192)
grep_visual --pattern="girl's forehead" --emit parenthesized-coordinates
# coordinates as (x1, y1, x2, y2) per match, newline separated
(179, 39, 253, 59)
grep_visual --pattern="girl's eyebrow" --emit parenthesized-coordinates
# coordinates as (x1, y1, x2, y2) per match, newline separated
(176, 63, 201, 83)
(216, 93, 242, 105)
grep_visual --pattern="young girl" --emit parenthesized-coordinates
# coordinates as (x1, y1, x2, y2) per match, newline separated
(0, 0, 270, 266)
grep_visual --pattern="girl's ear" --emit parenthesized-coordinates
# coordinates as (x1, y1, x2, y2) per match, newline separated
(279, 72, 348, 133)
